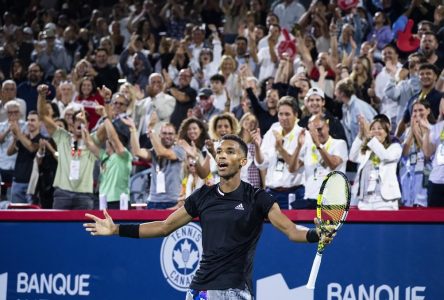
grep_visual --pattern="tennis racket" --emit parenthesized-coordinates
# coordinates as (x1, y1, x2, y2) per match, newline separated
(306, 171, 351, 289)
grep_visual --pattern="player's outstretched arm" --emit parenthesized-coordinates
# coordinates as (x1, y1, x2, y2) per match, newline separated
(84, 207, 194, 238)
(268, 203, 310, 242)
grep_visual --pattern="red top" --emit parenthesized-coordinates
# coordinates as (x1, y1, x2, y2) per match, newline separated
(75, 93, 104, 130)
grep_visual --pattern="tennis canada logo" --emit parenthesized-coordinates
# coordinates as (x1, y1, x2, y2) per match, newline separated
(160, 223, 202, 292)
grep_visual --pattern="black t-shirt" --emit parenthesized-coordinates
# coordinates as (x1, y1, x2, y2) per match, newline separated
(14, 133, 41, 183)
(94, 65, 120, 93)
(184, 181, 275, 292)
(169, 85, 197, 131)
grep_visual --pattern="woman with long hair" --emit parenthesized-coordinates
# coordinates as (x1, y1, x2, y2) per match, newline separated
(349, 115, 402, 210)
(177, 117, 213, 186)
(74, 76, 104, 129)
(400, 101, 435, 207)
(349, 55, 373, 105)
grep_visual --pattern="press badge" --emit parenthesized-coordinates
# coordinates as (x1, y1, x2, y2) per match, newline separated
(69, 159, 80, 181)
(367, 169, 379, 193)
(156, 171, 166, 193)
(415, 154, 424, 173)
(275, 158, 284, 172)
(409, 152, 417, 165)
(437, 144, 444, 166)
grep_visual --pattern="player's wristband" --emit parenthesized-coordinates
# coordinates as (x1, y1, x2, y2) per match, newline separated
(306, 229, 320, 243)
(119, 224, 140, 238)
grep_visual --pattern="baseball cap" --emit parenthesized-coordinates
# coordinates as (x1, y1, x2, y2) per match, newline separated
(42, 29, 56, 39)
(198, 88, 213, 98)
(306, 87, 325, 99)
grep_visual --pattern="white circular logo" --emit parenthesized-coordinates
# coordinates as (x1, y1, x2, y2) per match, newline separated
(160, 222, 203, 291)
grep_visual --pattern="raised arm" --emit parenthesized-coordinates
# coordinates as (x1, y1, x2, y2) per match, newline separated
(121, 117, 151, 160)
(37, 84, 58, 136)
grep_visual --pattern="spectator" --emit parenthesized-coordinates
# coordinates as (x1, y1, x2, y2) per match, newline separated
(210, 74, 229, 112)
(52, 81, 75, 118)
(373, 44, 403, 129)
(32, 29, 70, 80)
(126, 117, 186, 209)
(7, 111, 41, 203)
(74, 76, 104, 130)
(0, 80, 27, 122)
(0, 101, 26, 200)
(419, 31, 444, 71)
(349, 116, 402, 210)
(366, 11, 393, 51)
(135, 73, 175, 137)
(192, 88, 222, 124)
(245, 80, 279, 135)
(384, 53, 423, 129)
(17, 63, 55, 114)
(35, 137, 58, 209)
(38, 84, 96, 210)
(397, 63, 442, 137)
(9, 59, 28, 86)
(298, 87, 347, 141)
(273, 0, 306, 31)
(290, 114, 348, 208)
(422, 98, 444, 207)
(400, 101, 434, 207)
(84, 112, 132, 209)
(166, 68, 197, 131)
(254, 97, 305, 209)
(334, 78, 377, 147)
(93, 47, 121, 93)
(119, 36, 153, 89)
(239, 112, 262, 188)
(218, 55, 242, 108)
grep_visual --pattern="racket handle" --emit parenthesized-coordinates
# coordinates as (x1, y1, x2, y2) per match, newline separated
(306, 252, 323, 289)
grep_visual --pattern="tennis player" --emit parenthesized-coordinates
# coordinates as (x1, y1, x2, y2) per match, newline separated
(84, 134, 333, 300)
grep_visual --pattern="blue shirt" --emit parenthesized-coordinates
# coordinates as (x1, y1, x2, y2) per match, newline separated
(341, 95, 377, 148)
(17, 81, 55, 114)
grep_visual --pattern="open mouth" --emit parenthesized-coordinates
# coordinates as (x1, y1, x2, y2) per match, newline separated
(218, 162, 228, 170)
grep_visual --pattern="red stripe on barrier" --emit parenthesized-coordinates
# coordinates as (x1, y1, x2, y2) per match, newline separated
(0, 208, 444, 223)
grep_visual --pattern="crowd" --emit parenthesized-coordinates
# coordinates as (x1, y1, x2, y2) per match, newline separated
(0, 0, 443, 210)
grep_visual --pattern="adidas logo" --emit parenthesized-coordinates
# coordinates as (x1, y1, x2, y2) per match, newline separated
(235, 203, 244, 210)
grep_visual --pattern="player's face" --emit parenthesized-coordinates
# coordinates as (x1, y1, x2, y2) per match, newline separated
(215, 140, 246, 180)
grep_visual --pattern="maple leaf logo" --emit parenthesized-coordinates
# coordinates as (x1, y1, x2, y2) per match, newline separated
(172, 239, 199, 275)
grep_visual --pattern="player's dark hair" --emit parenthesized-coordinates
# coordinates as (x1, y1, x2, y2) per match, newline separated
(221, 134, 248, 158)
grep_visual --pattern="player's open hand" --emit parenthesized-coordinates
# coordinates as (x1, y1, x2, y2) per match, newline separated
(84, 210, 118, 236)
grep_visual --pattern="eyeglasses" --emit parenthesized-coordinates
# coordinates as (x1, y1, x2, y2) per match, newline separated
(112, 101, 127, 106)
(7, 110, 20, 114)
(161, 132, 175, 136)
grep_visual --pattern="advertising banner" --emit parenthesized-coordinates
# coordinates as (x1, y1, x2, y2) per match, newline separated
(0, 221, 443, 299)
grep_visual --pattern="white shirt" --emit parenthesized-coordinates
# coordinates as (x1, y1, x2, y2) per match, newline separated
(300, 135, 348, 199)
(374, 63, 402, 121)
(258, 47, 277, 82)
(255, 121, 304, 188)
(429, 121, 444, 184)
(273, 0, 306, 31)
(213, 90, 229, 112)
(135, 92, 176, 134)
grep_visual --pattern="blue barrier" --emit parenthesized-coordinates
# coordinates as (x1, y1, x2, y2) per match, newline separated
(0, 210, 443, 300)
